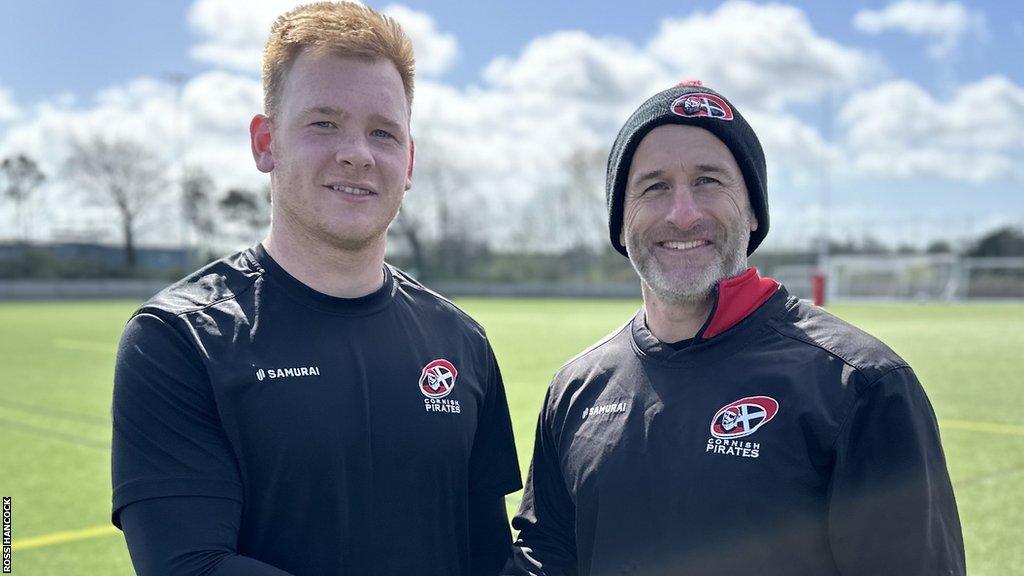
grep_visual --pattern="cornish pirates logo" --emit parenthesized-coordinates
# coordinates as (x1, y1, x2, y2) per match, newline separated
(419, 359, 458, 398)
(710, 396, 779, 439)
(670, 92, 734, 121)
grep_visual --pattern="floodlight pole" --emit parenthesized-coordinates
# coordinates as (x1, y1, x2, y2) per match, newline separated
(165, 72, 189, 271)
(814, 90, 834, 306)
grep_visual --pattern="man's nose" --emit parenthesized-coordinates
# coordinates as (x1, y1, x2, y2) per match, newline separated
(336, 134, 374, 169)
(665, 186, 702, 230)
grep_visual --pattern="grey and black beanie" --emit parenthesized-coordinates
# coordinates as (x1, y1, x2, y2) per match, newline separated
(606, 81, 768, 257)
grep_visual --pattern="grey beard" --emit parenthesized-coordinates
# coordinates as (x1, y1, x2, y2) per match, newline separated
(627, 218, 751, 306)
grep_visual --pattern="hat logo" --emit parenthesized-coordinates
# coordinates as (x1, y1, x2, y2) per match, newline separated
(671, 93, 734, 121)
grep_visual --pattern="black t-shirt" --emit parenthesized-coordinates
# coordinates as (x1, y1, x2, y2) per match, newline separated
(112, 245, 521, 575)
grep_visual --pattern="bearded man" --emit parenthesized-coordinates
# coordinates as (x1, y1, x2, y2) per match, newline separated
(504, 81, 965, 576)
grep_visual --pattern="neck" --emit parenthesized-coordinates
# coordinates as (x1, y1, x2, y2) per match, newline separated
(263, 224, 386, 298)
(640, 282, 715, 343)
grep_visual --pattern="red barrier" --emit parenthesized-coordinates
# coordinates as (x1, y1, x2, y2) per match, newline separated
(812, 272, 826, 306)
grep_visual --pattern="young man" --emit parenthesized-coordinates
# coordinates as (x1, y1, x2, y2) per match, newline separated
(505, 82, 965, 576)
(111, 4, 520, 575)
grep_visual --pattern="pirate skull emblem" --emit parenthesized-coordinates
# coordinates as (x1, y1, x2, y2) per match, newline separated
(682, 96, 703, 116)
(721, 407, 740, 431)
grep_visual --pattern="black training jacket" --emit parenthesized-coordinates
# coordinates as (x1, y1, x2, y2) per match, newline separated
(507, 269, 965, 576)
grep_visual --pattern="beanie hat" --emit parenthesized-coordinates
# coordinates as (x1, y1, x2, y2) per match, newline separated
(606, 81, 768, 257)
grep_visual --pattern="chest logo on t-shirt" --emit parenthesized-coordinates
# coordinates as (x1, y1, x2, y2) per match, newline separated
(419, 359, 458, 398)
(419, 359, 461, 414)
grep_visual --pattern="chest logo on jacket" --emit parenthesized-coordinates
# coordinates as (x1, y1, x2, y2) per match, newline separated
(706, 396, 779, 459)
(420, 359, 461, 414)
(710, 396, 778, 439)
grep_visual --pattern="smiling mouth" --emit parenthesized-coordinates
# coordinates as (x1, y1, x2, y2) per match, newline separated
(325, 184, 375, 196)
(658, 240, 711, 251)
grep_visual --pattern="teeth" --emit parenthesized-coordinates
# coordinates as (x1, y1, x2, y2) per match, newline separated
(330, 185, 373, 196)
(661, 240, 707, 250)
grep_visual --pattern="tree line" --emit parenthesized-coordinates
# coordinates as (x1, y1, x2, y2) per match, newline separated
(2, 135, 1023, 282)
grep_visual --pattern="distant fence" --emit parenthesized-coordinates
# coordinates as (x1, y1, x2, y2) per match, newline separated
(0, 279, 642, 301)
(776, 255, 1024, 301)
(3, 257, 1021, 302)
(0, 280, 171, 301)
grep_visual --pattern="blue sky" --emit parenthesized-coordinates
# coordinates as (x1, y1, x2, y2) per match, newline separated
(1, 0, 1022, 250)
(5, 1, 1020, 102)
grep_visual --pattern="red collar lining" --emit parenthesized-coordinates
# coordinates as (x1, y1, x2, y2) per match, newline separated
(701, 268, 779, 339)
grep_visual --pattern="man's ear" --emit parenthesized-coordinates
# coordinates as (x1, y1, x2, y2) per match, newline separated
(250, 114, 274, 173)
(749, 212, 759, 232)
(405, 139, 415, 191)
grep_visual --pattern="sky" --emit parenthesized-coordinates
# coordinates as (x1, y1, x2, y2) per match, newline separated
(0, 0, 1022, 251)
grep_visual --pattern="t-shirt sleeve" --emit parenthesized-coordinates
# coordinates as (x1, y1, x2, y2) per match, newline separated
(505, 387, 577, 576)
(828, 366, 966, 575)
(111, 312, 243, 528)
(468, 343, 523, 498)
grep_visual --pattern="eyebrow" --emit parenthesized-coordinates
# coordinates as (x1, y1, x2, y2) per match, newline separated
(695, 163, 733, 176)
(632, 169, 666, 186)
(303, 106, 346, 118)
(631, 164, 734, 186)
(369, 113, 405, 133)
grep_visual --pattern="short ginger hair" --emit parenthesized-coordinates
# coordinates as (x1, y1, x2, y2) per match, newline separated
(262, 2, 415, 117)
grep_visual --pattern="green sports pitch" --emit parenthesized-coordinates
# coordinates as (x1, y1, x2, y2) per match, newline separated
(1, 298, 1021, 575)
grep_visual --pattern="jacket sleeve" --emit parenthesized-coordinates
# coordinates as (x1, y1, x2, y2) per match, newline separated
(120, 497, 295, 576)
(504, 388, 578, 576)
(828, 366, 966, 575)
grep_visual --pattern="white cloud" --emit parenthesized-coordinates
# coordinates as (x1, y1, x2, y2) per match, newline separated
(648, 1, 879, 111)
(188, 0, 458, 79)
(5, 2, 1017, 250)
(402, 3, 880, 247)
(187, 0, 301, 73)
(383, 5, 458, 77)
(853, 1, 986, 59)
(485, 31, 665, 104)
(839, 76, 1024, 182)
(0, 86, 21, 122)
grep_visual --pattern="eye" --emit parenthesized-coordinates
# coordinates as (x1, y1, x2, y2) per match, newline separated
(371, 128, 396, 140)
(695, 175, 721, 186)
(641, 182, 669, 194)
(310, 121, 335, 129)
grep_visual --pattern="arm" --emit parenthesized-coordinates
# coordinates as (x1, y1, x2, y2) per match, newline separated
(828, 366, 966, 575)
(505, 389, 577, 576)
(112, 313, 279, 573)
(468, 494, 514, 576)
(120, 497, 294, 576)
(467, 344, 523, 576)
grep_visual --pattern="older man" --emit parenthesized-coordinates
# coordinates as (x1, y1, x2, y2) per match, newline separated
(111, 3, 519, 575)
(505, 82, 964, 576)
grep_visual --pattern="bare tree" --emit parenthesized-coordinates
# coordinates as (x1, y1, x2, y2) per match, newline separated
(529, 144, 607, 254)
(219, 186, 271, 243)
(559, 145, 607, 251)
(390, 132, 479, 280)
(64, 136, 165, 267)
(182, 166, 216, 253)
(1, 154, 46, 242)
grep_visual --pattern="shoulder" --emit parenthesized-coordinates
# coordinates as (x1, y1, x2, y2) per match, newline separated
(137, 249, 261, 321)
(769, 297, 909, 384)
(545, 316, 635, 402)
(388, 263, 487, 341)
